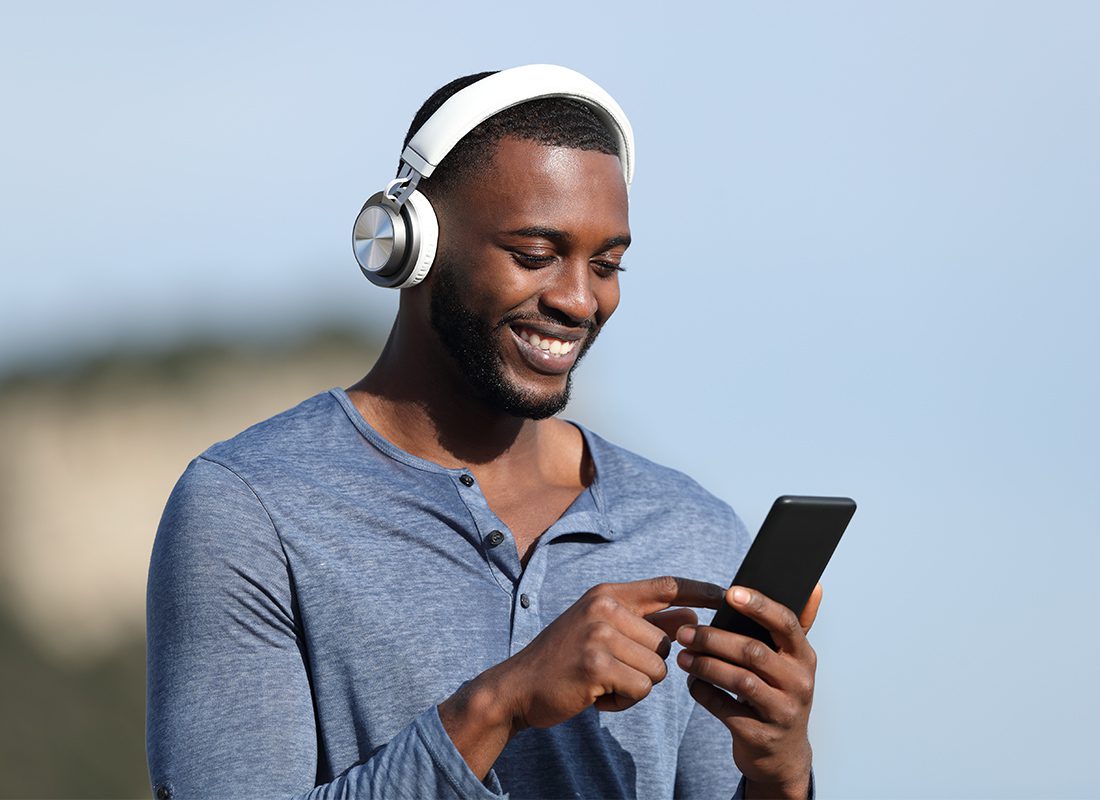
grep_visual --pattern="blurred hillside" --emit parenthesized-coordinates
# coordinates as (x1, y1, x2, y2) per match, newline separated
(0, 328, 381, 798)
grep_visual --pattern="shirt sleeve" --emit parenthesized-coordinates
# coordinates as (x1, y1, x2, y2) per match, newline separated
(146, 456, 504, 800)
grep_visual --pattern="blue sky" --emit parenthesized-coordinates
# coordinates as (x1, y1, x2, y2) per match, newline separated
(4, 2, 1099, 795)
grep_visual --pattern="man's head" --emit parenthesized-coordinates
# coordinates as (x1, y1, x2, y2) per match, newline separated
(400, 71, 632, 419)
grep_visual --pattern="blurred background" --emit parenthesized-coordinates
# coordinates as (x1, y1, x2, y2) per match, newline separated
(2, 1, 1097, 797)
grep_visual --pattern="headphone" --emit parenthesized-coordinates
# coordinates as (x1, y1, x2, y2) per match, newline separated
(351, 64, 635, 289)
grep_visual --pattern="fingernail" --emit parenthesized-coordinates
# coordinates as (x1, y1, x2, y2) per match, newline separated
(732, 587, 750, 605)
(676, 625, 695, 645)
(657, 635, 672, 659)
(677, 650, 694, 669)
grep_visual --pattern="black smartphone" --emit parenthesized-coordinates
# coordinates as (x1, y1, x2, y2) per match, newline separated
(710, 495, 856, 648)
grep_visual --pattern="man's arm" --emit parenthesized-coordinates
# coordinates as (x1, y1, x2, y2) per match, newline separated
(146, 456, 504, 800)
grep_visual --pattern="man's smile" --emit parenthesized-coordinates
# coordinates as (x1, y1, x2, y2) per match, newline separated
(509, 323, 586, 375)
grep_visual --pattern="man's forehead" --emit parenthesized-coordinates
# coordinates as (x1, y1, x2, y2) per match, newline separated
(485, 136, 623, 178)
(469, 138, 629, 227)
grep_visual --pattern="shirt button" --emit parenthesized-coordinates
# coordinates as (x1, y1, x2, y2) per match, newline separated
(155, 785, 172, 800)
(459, 473, 475, 487)
(520, 593, 531, 609)
(487, 530, 505, 548)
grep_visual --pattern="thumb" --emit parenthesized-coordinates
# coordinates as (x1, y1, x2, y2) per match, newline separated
(799, 583, 824, 634)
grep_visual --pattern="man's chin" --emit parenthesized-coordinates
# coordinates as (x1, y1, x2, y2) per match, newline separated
(485, 374, 572, 420)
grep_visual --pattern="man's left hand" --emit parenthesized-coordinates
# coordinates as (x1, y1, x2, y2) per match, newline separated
(675, 584, 823, 800)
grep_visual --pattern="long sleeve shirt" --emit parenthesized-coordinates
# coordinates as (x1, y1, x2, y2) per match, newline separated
(146, 388, 757, 799)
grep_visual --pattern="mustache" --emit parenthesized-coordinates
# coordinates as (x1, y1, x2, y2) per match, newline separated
(497, 310, 596, 333)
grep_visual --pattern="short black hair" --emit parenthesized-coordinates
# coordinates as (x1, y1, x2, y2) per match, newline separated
(400, 70, 620, 200)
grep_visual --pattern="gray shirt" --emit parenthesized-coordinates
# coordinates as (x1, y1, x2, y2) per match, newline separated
(146, 388, 755, 799)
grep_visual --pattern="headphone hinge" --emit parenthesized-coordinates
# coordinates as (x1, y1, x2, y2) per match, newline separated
(385, 163, 423, 206)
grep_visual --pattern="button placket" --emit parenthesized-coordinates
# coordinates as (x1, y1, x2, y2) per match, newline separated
(452, 475, 522, 599)
(508, 540, 551, 654)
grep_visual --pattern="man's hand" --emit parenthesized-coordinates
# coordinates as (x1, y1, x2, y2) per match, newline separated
(439, 576, 724, 779)
(675, 584, 823, 800)
(504, 575, 725, 728)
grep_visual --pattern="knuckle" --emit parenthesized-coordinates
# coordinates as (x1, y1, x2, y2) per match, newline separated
(795, 673, 815, 702)
(737, 672, 758, 698)
(587, 593, 617, 618)
(587, 582, 613, 599)
(589, 620, 614, 644)
(693, 655, 714, 681)
(653, 575, 679, 600)
(781, 608, 802, 635)
(581, 646, 609, 678)
(743, 639, 769, 669)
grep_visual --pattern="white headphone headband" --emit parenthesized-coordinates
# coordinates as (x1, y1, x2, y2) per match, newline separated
(400, 64, 634, 187)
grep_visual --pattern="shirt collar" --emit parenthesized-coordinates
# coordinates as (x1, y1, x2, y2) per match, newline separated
(332, 388, 617, 542)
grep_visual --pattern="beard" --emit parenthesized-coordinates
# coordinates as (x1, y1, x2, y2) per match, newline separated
(428, 258, 598, 420)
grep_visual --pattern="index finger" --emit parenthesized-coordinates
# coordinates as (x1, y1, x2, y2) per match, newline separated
(613, 576, 726, 616)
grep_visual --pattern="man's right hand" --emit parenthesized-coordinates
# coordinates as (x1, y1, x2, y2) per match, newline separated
(499, 576, 726, 729)
(439, 575, 725, 779)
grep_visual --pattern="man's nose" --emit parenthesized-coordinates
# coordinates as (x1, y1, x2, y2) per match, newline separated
(539, 258, 599, 324)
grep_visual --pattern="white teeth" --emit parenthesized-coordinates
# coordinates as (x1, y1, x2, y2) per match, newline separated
(516, 327, 578, 356)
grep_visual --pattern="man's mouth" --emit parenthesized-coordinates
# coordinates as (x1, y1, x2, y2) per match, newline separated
(508, 324, 587, 375)
(514, 325, 580, 355)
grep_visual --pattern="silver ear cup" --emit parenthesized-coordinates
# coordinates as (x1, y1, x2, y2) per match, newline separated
(352, 191, 417, 287)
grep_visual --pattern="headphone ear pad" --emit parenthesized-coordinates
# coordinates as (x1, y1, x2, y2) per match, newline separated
(395, 190, 438, 289)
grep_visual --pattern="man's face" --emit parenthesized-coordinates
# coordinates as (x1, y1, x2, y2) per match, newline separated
(427, 138, 630, 419)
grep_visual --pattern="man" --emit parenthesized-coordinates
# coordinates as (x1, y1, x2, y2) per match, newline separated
(146, 67, 821, 799)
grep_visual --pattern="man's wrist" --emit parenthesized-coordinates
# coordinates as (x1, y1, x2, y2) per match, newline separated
(464, 662, 523, 736)
(437, 662, 524, 780)
(745, 769, 812, 800)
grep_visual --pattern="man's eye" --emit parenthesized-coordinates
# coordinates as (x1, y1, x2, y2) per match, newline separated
(511, 252, 555, 268)
(593, 260, 626, 275)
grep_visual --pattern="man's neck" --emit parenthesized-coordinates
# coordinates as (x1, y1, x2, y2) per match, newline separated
(346, 317, 551, 477)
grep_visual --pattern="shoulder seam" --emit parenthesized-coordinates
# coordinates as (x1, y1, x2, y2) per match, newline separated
(195, 454, 290, 564)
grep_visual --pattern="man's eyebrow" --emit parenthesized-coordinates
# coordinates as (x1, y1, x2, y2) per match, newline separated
(504, 227, 632, 250)
(505, 226, 571, 242)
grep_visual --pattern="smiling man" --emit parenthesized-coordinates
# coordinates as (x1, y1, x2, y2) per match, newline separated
(146, 67, 820, 800)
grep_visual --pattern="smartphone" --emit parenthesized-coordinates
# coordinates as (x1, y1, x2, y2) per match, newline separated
(710, 495, 856, 648)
